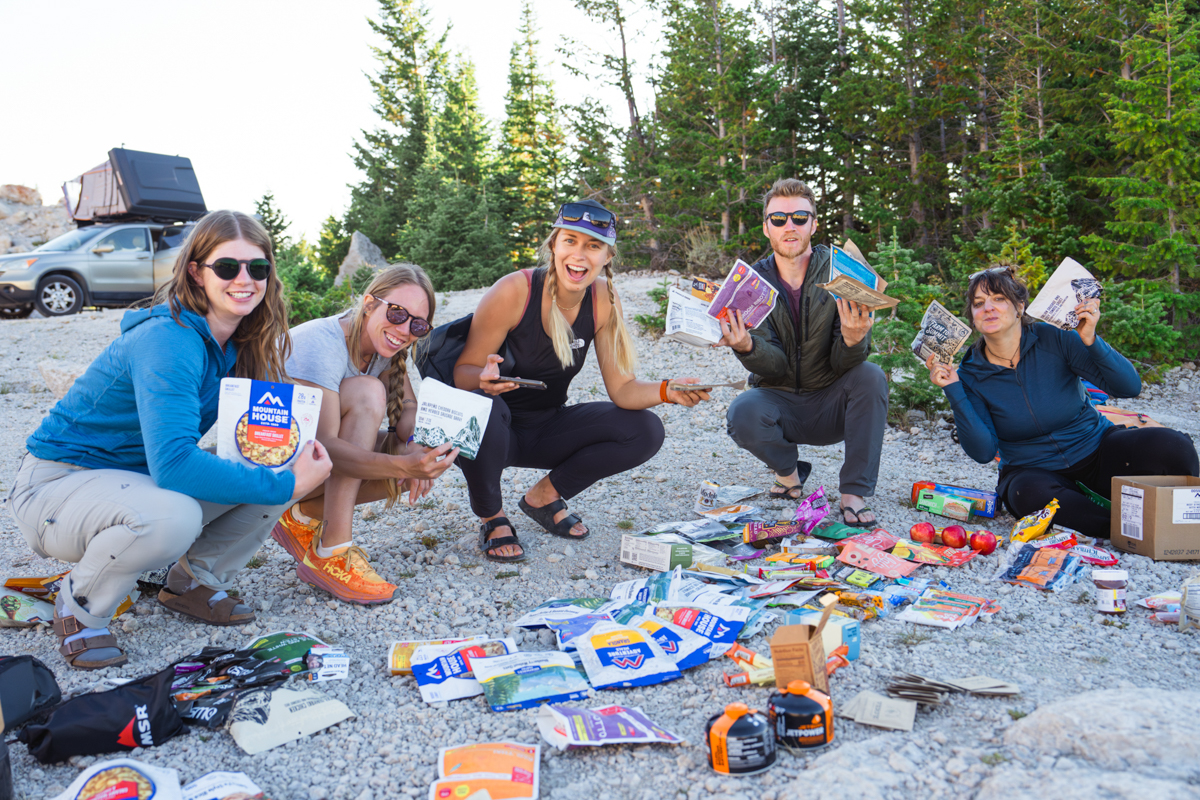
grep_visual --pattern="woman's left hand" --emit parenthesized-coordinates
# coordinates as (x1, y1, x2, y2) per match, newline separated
(1074, 298, 1100, 346)
(404, 477, 434, 505)
(667, 377, 711, 408)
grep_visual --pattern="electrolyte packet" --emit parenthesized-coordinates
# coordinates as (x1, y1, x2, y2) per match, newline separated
(537, 704, 684, 750)
(577, 622, 681, 690)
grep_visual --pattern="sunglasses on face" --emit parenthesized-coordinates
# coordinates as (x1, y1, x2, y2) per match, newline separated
(559, 203, 616, 228)
(970, 265, 1015, 280)
(766, 210, 814, 227)
(200, 257, 272, 281)
(369, 295, 432, 337)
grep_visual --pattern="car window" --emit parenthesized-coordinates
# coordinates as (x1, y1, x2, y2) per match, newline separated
(96, 228, 150, 253)
(159, 225, 194, 251)
(34, 227, 105, 252)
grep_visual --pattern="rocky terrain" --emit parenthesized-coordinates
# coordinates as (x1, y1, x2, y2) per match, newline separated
(0, 185, 74, 254)
(1, 275, 1198, 800)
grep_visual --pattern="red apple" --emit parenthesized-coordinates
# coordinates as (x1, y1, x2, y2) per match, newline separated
(910, 522, 937, 544)
(970, 530, 999, 555)
(941, 524, 968, 549)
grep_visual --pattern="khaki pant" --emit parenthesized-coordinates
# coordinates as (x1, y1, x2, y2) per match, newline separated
(7, 453, 287, 629)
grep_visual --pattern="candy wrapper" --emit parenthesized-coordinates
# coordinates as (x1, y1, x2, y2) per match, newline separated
(744, 520, 809, 547)
(794, 487, 830, 532)
(472, 651, 591, 712)
(1026, 257, 1103, 330)
(1011, 499, 1060, 543)
(576, 622, 681, 690)
(997, 543, 1085, 591)
(537, 704, 684, 750)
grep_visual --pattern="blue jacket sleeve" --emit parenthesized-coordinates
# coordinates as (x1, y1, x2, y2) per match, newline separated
(943, 380, 1001, 464)
(130, 334, 296, 506)
(1048, 327, 1142, 398)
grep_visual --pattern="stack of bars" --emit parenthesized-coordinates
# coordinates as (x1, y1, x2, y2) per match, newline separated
(885, 674, 1019, 705)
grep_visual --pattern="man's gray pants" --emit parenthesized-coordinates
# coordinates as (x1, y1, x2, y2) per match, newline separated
(726, 362, 888, 497)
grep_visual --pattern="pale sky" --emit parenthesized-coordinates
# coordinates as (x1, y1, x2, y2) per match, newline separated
(0, 0, 668, 244)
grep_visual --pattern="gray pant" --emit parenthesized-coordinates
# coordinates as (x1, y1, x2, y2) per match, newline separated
(7, 453, 287, 629)
(726, 361, 888, 497)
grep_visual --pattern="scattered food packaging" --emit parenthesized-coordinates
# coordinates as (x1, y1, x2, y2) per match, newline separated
(50, 759, 183, 800)
(783, 610, 861, 661)
(411, 638, 519, 704)
(537, 704, 684, 750)
(695, 479, 720, 514)
(217, 378, 322, 470)
(305, 645, 349, 682)
(1110, 476, 1200, 561)
(998, 544, 1085, 592)
(744, 521, 810, 547)
(1011, 499, 1060, 543)
(182, 771, 265, 800)
(915, 488, 975, 522)
(0, 589, 54, 627)
(471, 651, 591, 712)
(894, 589, 1000, 629)
(412, 378, 492, 460)
(911, 481, 997, 518)
(665, 287, 723, 346)
(389, 637, 485, 675)
(1026, 257, 1103, 330)
(429, 741, 539, 800)
(652, 604, 751, 657)
(227, 686, 354, 755)
(723, 643, 775, 687)
(769, 597, 835, 693)
(576, 621, 681, 690)
(910, 300, 971, 365)
(706, 259, 779, 329)
(1070, 544, 1119, 566)
(622, 612, 712, 671)
(793, 486, 831, 532)
(619, 534, 725, 571)
(4, 574, 138, 619)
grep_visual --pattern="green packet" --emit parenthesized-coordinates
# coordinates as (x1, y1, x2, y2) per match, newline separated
(810, 521, 860, 540)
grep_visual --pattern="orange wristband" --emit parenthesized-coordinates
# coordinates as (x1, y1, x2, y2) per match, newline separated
(660, 379, 674, 404)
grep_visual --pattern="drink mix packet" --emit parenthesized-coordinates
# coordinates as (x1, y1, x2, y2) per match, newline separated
(537, 704, 684, 751)
(576, 621, 681, 690)
(471, 652, 591, 712)
(1011, 499, 1060, 543)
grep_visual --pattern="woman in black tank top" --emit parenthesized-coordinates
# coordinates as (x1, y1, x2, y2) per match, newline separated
(453, 199, 713, 562)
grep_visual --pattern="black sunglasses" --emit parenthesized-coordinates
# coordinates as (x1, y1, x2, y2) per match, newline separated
(369, 295, 432, 337)
(766, 210, 814, 227)
(200, 257, 272, 281)
(559, 203, 616, 228)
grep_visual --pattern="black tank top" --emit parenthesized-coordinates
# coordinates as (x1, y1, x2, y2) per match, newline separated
(502, 268, 595, 412)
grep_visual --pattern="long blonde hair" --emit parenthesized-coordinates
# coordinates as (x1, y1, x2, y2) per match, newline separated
(155, 210, 290, 381)
(345, 263, 436, 508)
(536, 229, 637, 375)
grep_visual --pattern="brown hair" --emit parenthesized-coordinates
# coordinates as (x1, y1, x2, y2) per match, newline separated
(154, 210, 290, 381)
(965, 265, 1031, 327)
(345, 264, 436, 508)
(761, 178, 817, 219)
(536, 229, 637, 375)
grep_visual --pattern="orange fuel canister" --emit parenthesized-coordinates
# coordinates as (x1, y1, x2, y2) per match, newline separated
(705, 703, 776, 775)
(767, 680, 834, 751)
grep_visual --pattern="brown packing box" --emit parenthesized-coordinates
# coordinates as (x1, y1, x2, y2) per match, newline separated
(1111, 476, 1200, 561)
(769, 598, 834, 693)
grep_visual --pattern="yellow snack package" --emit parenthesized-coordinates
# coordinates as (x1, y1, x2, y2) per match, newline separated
(1011, 499, 1060, 543)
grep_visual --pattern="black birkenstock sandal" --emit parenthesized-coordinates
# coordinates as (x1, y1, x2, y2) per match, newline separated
(518, 497, 589, 540)
(479, 516, 527, 563)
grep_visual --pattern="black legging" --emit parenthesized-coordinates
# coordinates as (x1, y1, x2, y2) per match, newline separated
(1003, 426, 1199, 538)
(458, 395, 666, 517)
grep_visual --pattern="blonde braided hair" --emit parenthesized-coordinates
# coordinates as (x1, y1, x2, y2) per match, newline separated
(536, 230, 637, 374)
(344, 264, 436, 508)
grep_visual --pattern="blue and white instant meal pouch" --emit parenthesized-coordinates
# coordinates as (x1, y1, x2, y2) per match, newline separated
(515, 598, 617, 629)
(218, 378, 322, 471)
(625, 613, 711, 671)
(576, 622, 680, 690)
(652, 603, 750, 657)
(410, 637, 518, 704)
(471, 651, 592, 712)
(546, 614, 613, 652)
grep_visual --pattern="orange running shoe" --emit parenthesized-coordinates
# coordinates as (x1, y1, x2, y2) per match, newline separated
(272, 504, 320, 564)
(296, 540, 399, 605)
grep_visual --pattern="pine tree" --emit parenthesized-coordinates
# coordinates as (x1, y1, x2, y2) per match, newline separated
(315, 215, 351, 277)
(253, 191, 292, 257)
(435, 58, 491, 186)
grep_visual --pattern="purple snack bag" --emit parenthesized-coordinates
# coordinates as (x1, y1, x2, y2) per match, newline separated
(794, 486, 830, 534)
(537, 704, 685, 750)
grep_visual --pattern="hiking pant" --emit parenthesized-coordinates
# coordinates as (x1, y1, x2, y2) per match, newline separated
(726, 361, 888, 497)
(7, 453, 287, 629)
(458, 398, 665, 517)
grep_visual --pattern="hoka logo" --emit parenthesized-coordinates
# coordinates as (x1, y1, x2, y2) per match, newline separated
(256, 391, 286, 406)
(321, 562, 353, 584)
(611, 655, 646, 670)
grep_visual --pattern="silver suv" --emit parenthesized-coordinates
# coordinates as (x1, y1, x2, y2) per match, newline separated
(0, 222, 193, 318)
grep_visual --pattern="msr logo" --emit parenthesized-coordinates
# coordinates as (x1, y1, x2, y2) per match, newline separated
(117, 704, 153, 748)
(256, 391, 286, 406)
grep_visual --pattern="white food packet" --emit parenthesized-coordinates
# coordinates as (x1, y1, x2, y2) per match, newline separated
(910, 300, 972, 366)
(412, 378, 492, 460)
(1027, 257, 1103, 330)
(576, 620, 681, 689)
(51, 759, 182, 800)
(217, 378, 322, 470)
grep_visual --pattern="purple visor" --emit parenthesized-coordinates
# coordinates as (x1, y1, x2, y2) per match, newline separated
(552, 202, 617, 245)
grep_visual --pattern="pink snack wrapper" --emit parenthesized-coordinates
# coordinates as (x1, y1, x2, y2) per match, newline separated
(793, 486, 830, 533)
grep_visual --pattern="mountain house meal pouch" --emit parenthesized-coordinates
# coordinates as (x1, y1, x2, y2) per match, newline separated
(577, 621, 681, 689)
(412, 378, 492, 460)
(411, 638, 519, 703)
(652, 604, 752, 657)
(515, 598, 617, 629)
(217, 379, 322, 470)
(48, 758, 183, 800)
(537, 704, 684, 750)
(472, 651, 592, 712)
(622, 613, 711, 671)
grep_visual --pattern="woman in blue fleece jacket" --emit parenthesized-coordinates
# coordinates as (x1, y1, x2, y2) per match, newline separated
(7, 211, 331, 669)
(927, 266, 1198, 538)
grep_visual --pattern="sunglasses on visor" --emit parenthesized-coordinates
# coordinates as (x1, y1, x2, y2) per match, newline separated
(559, 203, 616, 228)
(200, 257, 272, 281)
(969, 265, 1015, 280)
(766, 210, 814, 227)
(369, 296, 432, 337)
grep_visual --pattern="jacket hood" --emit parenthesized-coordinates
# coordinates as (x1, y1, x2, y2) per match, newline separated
(120, 304, 214, 338)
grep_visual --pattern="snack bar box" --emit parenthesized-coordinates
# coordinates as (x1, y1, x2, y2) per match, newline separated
(911, 481, 997, 518)
(782, 610, 860, 661)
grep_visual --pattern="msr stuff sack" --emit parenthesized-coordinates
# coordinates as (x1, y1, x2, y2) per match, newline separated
(17, 666, 184, 763)
(0, 655, 62, 731)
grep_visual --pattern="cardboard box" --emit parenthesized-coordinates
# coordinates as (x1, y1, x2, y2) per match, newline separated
(1111, 476, 1200, 561)
(911, 482, 997, 518)
(783, 610, 861, 661)
(619, 535, 694, 571)
(915, 488, 974, 522)
(769, 600, 834, 693)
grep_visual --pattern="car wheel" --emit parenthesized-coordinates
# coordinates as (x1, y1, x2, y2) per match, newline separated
(0, 304, 34, 319)
(35, 276, 85, 317)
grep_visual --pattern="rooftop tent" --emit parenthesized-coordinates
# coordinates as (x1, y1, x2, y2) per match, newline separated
(108, 148, 206, 219)
(63, 162, 127, 221)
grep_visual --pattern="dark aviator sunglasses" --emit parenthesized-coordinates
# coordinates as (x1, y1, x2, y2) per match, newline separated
(200, 257, 272, 281)
(369, 295, 432, 337)
(766, 210, 814, 227)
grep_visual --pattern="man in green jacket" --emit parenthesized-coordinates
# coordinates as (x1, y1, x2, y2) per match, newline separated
(715, 178, 888, 526)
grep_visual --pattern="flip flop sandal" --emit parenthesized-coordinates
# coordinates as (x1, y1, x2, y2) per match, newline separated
(53, 611, 127, 670)
(518, 497, 590, 540)
(767, 459, 813, 500)
(479, 516, 527, 563)
(158, 585, 255, 627)
(840, 505, 876, 528)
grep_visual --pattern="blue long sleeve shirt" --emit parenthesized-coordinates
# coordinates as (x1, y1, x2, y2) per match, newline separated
(944, 322, 1142, 471)
(26, 305, 295, 505)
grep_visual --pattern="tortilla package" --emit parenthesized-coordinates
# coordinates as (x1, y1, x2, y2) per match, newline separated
(217, 378, 322, 470)
(472, 651, 591, 712)
(412, 378, 492, 460)
(411, 638, 519, 703)
(537, 704, 684, 750)
(577, 622, 681, 690)
(1027, 257, 1103, 330)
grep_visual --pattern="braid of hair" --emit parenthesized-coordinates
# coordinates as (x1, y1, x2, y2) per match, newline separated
(381, 351, 408, 509)
(543, 264, 576, 369)
(603, 263, 638, 375)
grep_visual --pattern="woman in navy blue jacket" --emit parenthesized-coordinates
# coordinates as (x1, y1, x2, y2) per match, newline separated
(926, 266, 1198, 537)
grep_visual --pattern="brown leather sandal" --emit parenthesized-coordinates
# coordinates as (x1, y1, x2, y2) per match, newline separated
(53, 611, 128, 670)
(158, 585, 255, 627)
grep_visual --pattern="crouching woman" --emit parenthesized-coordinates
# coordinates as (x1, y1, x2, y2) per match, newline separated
(6, 210, 331, 669)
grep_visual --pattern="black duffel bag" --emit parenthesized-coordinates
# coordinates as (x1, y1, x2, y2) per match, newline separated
(0, 655, 61, 731)
(17, 665, 183, 764)
(413, 313, 513, 385)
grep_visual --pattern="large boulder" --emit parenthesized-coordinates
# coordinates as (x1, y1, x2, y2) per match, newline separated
(334, 231, 388, 286)
(39, 360, 88, 399)
(0, 185, 42, 206)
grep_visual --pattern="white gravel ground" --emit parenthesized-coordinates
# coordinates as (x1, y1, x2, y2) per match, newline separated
(2, 275, 1199, 800)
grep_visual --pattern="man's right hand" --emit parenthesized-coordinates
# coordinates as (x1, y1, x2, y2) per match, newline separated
(291, 440, 333, 501)
(712, 309, 753, 354)
(400, 442, 459, 479)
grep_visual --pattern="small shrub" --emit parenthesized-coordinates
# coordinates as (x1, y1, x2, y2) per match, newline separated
(635, 278, 672, 335)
